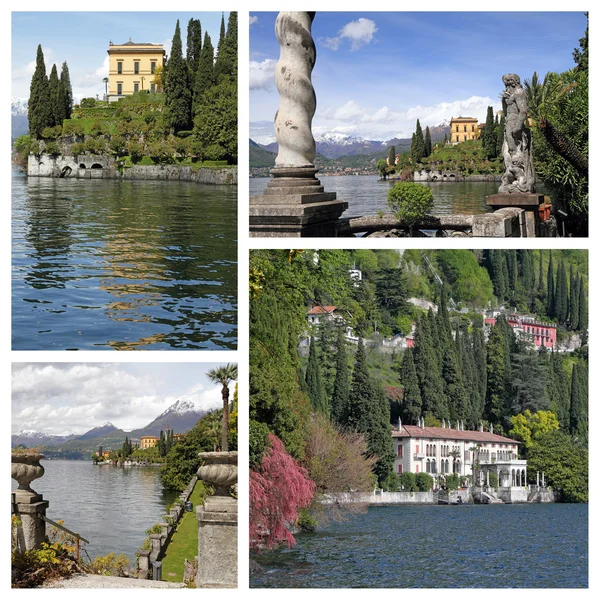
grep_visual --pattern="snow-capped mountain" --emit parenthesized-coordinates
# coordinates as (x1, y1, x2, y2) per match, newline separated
(76, 422, 121, 441)
(129, 397, 208, 438)
(11, 97, 29, 139)
(11, 429, 77, 448)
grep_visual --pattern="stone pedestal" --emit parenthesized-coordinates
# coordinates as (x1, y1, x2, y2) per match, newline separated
(250, 167, 348, 237)
(12, 494, 49, 552)
(486, 193, 544, 237)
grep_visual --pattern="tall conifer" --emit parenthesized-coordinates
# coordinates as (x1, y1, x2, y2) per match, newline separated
(305, 336, 327, 413)
(164, 20, 192, 131)
(194, 32, 215, 113)
(28, 45, 52, 138)
(424, 126, 432, 157)
(47, 64, 60, 127)
(399, 349, 421, 423)
(331, 325, 350, 425)
(546, 251, 555, 317)
(59, 62, 73, 120)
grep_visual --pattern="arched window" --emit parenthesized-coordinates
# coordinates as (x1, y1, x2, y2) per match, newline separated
(431, 459, 437, 474)
(426, 459, 431, 473)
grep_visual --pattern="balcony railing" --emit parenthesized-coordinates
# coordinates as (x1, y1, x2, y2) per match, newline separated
(413, 453, 425, 460)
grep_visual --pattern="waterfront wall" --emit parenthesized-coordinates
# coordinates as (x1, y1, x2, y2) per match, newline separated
(413, 169, 501, 183)
(27, 154, 237, 185)
(137, 475, 198, 580)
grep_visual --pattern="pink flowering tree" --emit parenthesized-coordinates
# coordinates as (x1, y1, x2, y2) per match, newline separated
(249, 433, 316, 550)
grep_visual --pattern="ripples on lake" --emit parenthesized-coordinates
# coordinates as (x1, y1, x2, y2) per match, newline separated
(12, 169, 237, 350)
(251, 504, 588, 588)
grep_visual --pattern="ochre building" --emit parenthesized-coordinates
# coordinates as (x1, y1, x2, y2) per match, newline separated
(450, 116, 480, 144)
(107, 39, 165, 101)
(140, 435, 159, 449)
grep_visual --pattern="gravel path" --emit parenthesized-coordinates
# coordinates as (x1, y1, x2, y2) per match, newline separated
(43, 574, 184, 588)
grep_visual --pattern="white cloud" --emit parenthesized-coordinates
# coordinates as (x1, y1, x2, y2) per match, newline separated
(249, 58, 277, 91)
(320, 18, 378, 51)
(249, 16, 258, 26)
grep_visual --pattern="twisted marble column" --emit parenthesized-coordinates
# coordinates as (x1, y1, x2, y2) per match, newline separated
(274, 12, 317, 168)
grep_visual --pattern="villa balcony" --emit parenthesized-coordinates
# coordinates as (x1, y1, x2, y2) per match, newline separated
(413, 453, 425, 460)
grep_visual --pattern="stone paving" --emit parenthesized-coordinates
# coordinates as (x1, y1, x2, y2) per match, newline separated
(43, 574, 184, 588)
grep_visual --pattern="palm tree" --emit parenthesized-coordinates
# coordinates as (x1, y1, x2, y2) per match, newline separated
(524, 71, 587, 178)
(207, 363, 238, 452)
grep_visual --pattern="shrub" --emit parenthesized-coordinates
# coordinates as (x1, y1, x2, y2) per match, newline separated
(488, 472, 499, 490)
(14, 135, 31, 162)
(71, 142, 85, 156)
(174, 137, 190, 158)
(382, 471, 400, 492)
(62, 121, 84, 137)
(80, 97, 96, 108)
(86, 553, 130, 577)
(204, 143, 226, 162)
(415, 472, 434, 491)
(29, 140, 41, 155)
(398, 472, 417, 492)
(147, 140, 173, 163)
(387, 182, 434, 233)
(176, 130, 193, 138)
(44, 141, 60, 156)
(84, 137, 104, 154)
(109, 135, 127, 157)
(296, 508, 318, 532)
(445, 473, 461, 491)
(143, 111, 157, 125)
(126, 141, 144, 162)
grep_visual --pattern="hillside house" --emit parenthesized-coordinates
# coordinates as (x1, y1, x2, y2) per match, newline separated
(450, 116, 480, 144)
(484, 311, 557, 350)
(139, 435, 159, 449)
(306, 306, 359, 343)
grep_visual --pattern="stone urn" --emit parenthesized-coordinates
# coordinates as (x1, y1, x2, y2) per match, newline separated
(197, 452, 237, 496)
(11, 452, 45, 495)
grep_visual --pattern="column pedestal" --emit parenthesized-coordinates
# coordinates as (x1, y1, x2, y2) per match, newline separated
(486, 193, 544, 237)
(13, 493, 49, 552)
(250, 167, 348, 237)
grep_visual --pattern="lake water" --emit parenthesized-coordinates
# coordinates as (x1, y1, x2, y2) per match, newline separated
(12, 459, 177, 562)
(12, 168, 237, 350)
(250, 175, 496, 218)
(251, 504, 588, 588)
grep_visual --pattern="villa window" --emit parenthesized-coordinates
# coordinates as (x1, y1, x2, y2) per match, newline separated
(456, 126, 459, 132)
(463, 125, 467, 132)
(464, 135, 467, 141)
(151, 61, 156, 74)
(397, 445, 403, 458)
(117, 82, 122, 95)
(471, 125, 475, 132)
(134, 82, 139, 93)
(134, 62, 140, 74)
(117, 62, 123, 74)
(397, 464, 403, 474)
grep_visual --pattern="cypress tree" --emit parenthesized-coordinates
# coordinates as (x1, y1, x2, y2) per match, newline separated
(569, 363, 587, 441)
(28, 45, 52, 138)
(485, 322, 509, 425)
(164, 20, 192, 131)
(399, 348, 421, 424)
(555, 258, 568, 323)
(59, 61, 73, 120)
(472, 328, 487, 422)
(318, 319, 336, 402)
(496, 114, 505, 157)
(194, 32, 215, 113)
(47, 64, 60, 127)
(411, 119, 425, 165)
(331, 325, 350, 425)
(388, 145, 396, 167)
(442, 348, 468, 422)
(569, 275, 579, 330)
(577, 275, 587, 336)
(506, 250, 517, 298)
(424, 126, 432, 157)
(483, 105, 496, 159)
(546, 251, 555, 317)
(214, 12, 226, 73)
(537, 250, 545, 302)
(490, 250, 507, 300)
(368, 381, 396, 486)
(347, 338, 372, 431)
(214, 12, 237, 80)
(305, 336, 327, 413)
(186, 18, 202, 77)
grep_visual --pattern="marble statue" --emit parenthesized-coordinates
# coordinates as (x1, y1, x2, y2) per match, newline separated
(499, 73, 536, 194)
(273, 12, 317, 167)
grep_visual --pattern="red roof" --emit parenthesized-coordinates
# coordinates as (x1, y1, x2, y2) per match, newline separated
(392, 425, 520, 444)
(307, 306, 337, 315)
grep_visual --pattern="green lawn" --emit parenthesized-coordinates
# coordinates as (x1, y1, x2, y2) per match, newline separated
(161, 482, 208, 583)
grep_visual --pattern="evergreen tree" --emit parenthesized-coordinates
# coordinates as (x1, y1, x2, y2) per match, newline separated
(331, 325, 350, 425)
(318, 319, 336, 403)
(547, 351, 570, 429)
(305, 336, 327, 413)
(511, 350, 548, 414)
(555, 258, 569, 323)
(490, 250, 507, 300)
(368, 382, 396, 485)
(483, 106, 497, 159)
(485, 322, 509, 425)
(159, 430, 166, 457)
(28, 45, 52, 138)
(399, 348, 421, 424)
(424, 126, 432, 157)
(546, 251, 555, 317)
(442, 348, 469, 421)
(536, 250, 545, 303)
(411, 119, 426, 164)
(347, 339, 372, 431)
(214, 12, 226, 74)
(496, 114, 505, 157)
(186, 18, 202, 77)
(569, 267, 579, 329)
(577, 275, 587, 336)
(194, 32, 215, 113)
(59, 61, 73, 120)
(569, 363, 587, 441)
(164, 20, 192, 131)
(47, 64, 60, 127)
(472, 328, 487, 423)
(388, 145, 396, 167)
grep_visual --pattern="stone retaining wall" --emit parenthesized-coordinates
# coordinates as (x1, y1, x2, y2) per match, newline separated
(413, 169, 501, 183)
(136, 475, 198, 580)
(27, 154, 237, 185)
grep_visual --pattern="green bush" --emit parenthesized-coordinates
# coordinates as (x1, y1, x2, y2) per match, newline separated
(62, 121, 84, 137)
(249, 420, 270, 468)
(398, 472, 417, 492)
(296, 508, 318, 532)
(86, 553, 130, 577)
(44, 141, 60, 156)
(382, 471, 400, 492)
(126, 141, 144, 161)
(109, 135, 127, 157)
(445, 473, 461, 491)
(71, 142, 86, 156)
(416, 472, 434, 491)
(14, 135, 31, 161)
(387, 182, 434, 232)
(29, 140, 41, 155)
(41, 125, 63, 140)
(84, 137, 104, 154)
(80, 97, 96, 108)
(147, 140, 173, 163)
(488, 472, 499, 490)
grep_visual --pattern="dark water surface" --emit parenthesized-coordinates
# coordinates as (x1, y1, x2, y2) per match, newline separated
(251, 504, 588, 588)
(12, 459, 177, 561)
(250, 175, 497, 218)
(12, 168, 237, 350)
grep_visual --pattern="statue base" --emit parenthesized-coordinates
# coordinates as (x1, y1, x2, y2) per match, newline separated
(486, 193, 544, 237)
(250, 167, 348, 237)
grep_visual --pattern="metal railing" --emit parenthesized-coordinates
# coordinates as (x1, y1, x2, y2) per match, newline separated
(42, 514, 89, 560)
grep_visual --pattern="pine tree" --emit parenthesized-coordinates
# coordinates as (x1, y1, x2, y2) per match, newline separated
(194, 32, 215, 113)
(331, 325, 350, 425)
(305, 336, 327, 413)
(424, 126, 432, 157)
(546, 251, 555, 317)
(47, 64, 60, 127)
(164, 20, 192, 131)
(59, 61, 73, 120)
(28, 45, 52, 138)
(186, 18, 202, 77)
(399, 348, 421, 423)
(388, 145, 396, 167)
(483, 105, 497, 159)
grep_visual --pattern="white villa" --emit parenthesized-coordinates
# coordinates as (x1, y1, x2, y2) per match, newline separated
(392, 418, 528, 501)
(306, 306, 359, 343)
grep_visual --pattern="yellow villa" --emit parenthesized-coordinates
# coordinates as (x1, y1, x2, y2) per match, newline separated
(449, 116, 480, 144)
(107, 39, 165, 101)
(139, 435, 159, 449)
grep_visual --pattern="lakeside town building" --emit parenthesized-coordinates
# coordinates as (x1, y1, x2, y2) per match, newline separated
(139, 435, 159, 449)
(450, 116, 481, 144)
(107, 39, 165, 101)
(483, 311, 557, 350)
(392, 418, 528, 500)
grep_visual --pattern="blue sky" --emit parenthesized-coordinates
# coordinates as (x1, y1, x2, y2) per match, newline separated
(12, 12, 229, 100)
(250, 11, 587, 143)
(12, 362, 236, 435)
